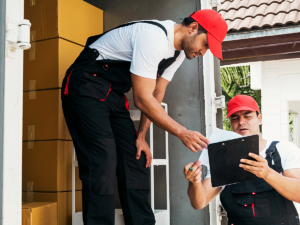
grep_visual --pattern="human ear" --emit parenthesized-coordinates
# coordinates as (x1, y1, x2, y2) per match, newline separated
(189, 22, 198, 34)
(258, 114, 262, 125)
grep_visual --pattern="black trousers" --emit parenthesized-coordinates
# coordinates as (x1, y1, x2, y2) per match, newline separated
(62, 66, 155, 225)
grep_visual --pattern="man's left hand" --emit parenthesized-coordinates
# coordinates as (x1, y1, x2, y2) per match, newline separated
(136, 137, 152, 168)
(240, 153, 272, 179)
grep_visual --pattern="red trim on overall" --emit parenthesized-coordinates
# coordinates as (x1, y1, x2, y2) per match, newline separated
(252, 203, 255, 217)
(64, 69, 74, 96)
(122, 95, 136, 134)
(122, 96, 129, 110)
(99, 84, 112, 101)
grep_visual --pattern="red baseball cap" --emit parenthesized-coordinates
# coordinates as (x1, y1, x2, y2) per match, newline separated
(227, 95, 260, 118)
(190, 9, 228, 60)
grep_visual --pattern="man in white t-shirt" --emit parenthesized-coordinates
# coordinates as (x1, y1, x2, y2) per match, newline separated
(61, 9, 228, 225)
(184, 95, 300, 225)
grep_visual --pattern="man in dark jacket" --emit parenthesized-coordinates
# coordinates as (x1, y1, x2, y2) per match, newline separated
(185, 95, 300, 225)
(62, 9, 228, 225)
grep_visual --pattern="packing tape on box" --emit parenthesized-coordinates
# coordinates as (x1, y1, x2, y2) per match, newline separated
(29, 42, 36, 60)
(27, 182, 33, 202)
(29, 91, 36, 99)
(30, 31, 36, 43)
(29, 80, 36, 90)
(27, 141, 34, 149)
(30, 0, 35, 7)
(29, 80, 36, 99)
(27, 125, 35, 149)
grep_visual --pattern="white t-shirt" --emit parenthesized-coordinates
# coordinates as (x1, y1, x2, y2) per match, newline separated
(89, 20, 185, 81)
(205, 140, 300, 189)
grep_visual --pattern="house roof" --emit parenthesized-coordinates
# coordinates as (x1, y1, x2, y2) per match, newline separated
(219, 0, 300, 32)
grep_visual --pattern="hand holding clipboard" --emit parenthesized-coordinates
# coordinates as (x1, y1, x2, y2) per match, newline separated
(208, 135, 259, 187)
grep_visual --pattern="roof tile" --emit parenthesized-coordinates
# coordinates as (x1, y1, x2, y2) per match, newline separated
(219, 0, 300, 32)
(220, 0, 285, 12)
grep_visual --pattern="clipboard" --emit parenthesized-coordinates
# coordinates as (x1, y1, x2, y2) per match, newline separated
(208, 134, 259, 187)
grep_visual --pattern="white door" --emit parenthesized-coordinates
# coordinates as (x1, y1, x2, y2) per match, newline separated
(202, 48, 222, 225)
(2, 0, 31, 224)
(200, 1, 223, 224)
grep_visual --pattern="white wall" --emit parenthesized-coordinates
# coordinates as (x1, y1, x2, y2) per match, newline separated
(261, 59, 300, 142)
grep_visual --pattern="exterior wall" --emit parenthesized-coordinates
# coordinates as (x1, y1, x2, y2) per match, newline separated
(261, 58, 300, 142)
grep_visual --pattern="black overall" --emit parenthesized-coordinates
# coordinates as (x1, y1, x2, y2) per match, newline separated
(61, 21, 179, 225)
(220, 141, 300, 225)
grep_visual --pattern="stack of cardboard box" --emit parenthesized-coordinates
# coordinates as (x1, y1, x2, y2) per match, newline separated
(22, 0, 103, 224)
(22, 202, 58, 225)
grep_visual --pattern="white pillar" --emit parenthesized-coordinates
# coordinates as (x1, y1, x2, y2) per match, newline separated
(2, 0, 25, 224)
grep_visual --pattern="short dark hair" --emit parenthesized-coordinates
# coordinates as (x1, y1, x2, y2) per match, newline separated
(182, 17, 207, 34)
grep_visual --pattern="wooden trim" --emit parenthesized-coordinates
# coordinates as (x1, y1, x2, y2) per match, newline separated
(223, 32, 300, 50)
(223, 41, 300, 60)
(222, 32, 300, 62)
(220, 52, 300, 66)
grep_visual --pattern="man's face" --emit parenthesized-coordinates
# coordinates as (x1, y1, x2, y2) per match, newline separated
(230, 110, 262, 136)
(181, 23, 209, 60)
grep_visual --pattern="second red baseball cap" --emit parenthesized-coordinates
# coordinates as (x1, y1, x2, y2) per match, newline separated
(227, 95, 260, 118)
(190, 9, 228, 60)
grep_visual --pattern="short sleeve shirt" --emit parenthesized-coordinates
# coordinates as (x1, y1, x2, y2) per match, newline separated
(89, 20, 185, 81)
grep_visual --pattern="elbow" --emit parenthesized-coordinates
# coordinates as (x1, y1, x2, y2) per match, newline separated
(189, 195, 206, 210)
(191, 202, 205, 210)
(191, 204, 201, 210)
(134, 97, 143, 110)
(284, 191, 300, 203)
(291, 196, 300, 204)
(133, 93, 142, 109)
(133, 94, 150, 111)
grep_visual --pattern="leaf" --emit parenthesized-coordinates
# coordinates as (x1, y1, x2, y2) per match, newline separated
(220, 65, 261, 129)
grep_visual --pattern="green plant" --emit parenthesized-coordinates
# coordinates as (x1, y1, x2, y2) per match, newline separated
(289, 113, 293, 133)
(220, 66, 261, 131)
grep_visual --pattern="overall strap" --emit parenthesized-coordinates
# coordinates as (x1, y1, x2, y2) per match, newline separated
(86, 21, 168, 46)
(157, 50, 180, 76)
(266, 141, 283, 173)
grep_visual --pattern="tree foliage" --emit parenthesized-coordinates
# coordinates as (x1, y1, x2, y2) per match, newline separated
(220, 66, 261, 131)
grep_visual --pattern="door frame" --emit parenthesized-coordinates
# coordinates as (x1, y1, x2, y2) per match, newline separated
(1, 0, 25, 224)
(0, 0, 6, 222)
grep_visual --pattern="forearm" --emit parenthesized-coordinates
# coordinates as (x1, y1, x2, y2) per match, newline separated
(137, 114, 151, 139)
(265, 169, 300, 203)
(137, 91, 164, 138)
(135, 95, 186, 138)
(188, 182, 207, 210)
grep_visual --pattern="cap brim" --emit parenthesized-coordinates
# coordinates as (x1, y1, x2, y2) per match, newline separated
(227, 106, 258, 118)
(207, 32, 223, 60)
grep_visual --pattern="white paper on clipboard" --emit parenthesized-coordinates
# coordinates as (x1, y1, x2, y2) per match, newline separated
(199, 128, 242, 170)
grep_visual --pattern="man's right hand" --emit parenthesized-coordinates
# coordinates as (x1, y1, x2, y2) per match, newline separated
(131, 74, 209, 153)
(179, 129, 209, 152)
(184, 160, 202, 184)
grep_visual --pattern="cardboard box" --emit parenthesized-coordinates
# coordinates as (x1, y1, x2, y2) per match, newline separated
(23, 89, 71, 141)
(22, 191, 82, 225)
(22, 202, 57, 225)
(23, 140, 82, 192)
(24, 38, 83, 91)
(24, 0, 103, 45)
